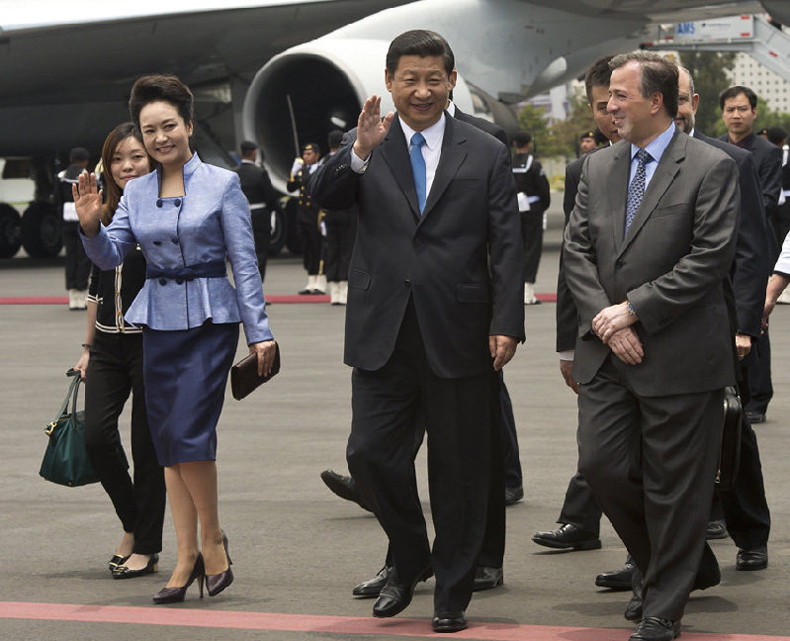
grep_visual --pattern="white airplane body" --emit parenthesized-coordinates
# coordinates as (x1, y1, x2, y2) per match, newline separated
(0, 0, 787, 257)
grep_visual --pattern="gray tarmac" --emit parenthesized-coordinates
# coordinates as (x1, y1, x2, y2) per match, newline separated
(1, 227, 789, 640)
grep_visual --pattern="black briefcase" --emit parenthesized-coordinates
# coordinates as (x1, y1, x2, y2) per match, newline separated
(716, 386, 741, 491)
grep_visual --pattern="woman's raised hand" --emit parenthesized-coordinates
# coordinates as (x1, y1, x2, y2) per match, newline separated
(72, 170, 103, 237)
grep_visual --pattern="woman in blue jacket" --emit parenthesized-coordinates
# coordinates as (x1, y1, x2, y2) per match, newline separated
(75, 74, 277, 604)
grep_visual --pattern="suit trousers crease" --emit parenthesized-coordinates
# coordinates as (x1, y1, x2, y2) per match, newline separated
(347, 301, 492, 612)
(83, 331, 166, 554)
(577, 356, 723, 621)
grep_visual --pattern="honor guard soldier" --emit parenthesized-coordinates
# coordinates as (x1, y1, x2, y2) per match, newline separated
(511, 131, 551, 305)
(288, 142, 325, 294)
(580, 130, 598, 155)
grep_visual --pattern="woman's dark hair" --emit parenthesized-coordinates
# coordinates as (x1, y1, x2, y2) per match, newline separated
(128, 74, 195, 129)
(386, 30, 455, 77)
(100, 122, 152, 225)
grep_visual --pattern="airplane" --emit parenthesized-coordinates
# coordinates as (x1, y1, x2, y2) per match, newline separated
(1, 0, 788, 260)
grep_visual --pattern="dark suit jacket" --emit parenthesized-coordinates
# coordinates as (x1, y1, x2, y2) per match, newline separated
(310, 114, 525, 379)
(694, 131, 769, 341)
(564, 129, 739, 396)
(453, 107, 507, 146)
(719, 132, 782, 215)
(233, 161, 281, 214)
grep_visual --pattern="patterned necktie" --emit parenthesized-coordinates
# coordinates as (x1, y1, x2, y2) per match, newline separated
(625, 148, 651, 237)
(410, 132, 427, 214)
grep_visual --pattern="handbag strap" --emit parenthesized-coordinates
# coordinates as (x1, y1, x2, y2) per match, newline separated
(70, 375, 82, 419)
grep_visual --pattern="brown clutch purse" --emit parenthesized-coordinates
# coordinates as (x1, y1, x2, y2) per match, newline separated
(230, 342, 280, 400)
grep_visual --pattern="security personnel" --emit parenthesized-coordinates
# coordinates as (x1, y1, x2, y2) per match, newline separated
(579, 130, 597, 155)
(287, 142, 325, 294)
(511, 131, 551, 305)
(56, 146, 92, 309)
(233, 141, 282, 282)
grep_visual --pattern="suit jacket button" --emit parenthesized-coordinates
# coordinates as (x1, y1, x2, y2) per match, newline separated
(153, 240, 162, 246)
(158, 278, 167, 286)
(171, 238, 179, 244)
(404, 279, 411, 286)
(615, 259, 623, 267)
(174, 199, 181, 207)
(156, 199, 163, 208)
(414, 237, 422, 245)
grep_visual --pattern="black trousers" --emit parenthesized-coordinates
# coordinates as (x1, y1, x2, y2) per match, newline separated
(297, 211, 323, 276)
(746, 328, 772, 415)
(250, 209, 271, 282)
(84, 331, 165, 555)
(578, 356, 723, 621)
(324, 211, 356, 282)
(718, 366, 771, 550)
(498, 375, 523, 490)
(520, 210, 544, 283)
(62, 221, 91, 290)
(348, 302, 492, 613)
(558, 472, 603, 536)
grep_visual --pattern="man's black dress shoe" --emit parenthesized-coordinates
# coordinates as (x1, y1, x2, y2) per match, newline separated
(746, 410, 766, 424)
(629, 617, 680, 641)
(595, 559, 635, 591)
(432, 611, 467, 633)
(736, 546, 768, 571)
(473, 566, 503, 591)
(372, 566, 429, 617)
(706, 519, 728, 540)
(354, 564, 433, 598)
(625, 592, 643, 621)
(505, 485, 524, 506)
(320, 470, 372, 512)
(532, 523, 601, 550)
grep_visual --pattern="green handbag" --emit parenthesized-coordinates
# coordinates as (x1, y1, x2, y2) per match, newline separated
(39, 369, 98, 487)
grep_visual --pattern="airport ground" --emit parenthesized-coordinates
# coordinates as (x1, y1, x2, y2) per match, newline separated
(1, 213, 789, 641)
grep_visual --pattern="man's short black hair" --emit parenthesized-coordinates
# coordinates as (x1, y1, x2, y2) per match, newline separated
(69, 147, 90, 162)
(327, 130, 344, 149)
(766, 126, 788, 146)
(584, 56, 614, 105)
(719, 86, 758, 111)
(240, 140, 257, 153)
(386, 30, 455, 77)
(511, 131, 532, 147)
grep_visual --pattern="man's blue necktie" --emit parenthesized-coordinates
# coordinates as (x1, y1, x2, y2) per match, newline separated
(410, 132, 427, 214)
(625, 148, 651, 237)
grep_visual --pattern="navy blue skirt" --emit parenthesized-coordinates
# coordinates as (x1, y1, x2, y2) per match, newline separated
(142, 322, 239, 466)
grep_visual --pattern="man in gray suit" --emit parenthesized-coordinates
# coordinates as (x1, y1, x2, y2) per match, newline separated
(310, 30, 524, 634)
(563, 52, 739, 641)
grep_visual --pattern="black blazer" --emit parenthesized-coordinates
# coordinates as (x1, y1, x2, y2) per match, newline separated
(694, 131, 770, 341)
(310, 114, 525, 378)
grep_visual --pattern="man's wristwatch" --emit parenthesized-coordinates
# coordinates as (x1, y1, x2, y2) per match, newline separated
(626, 301, 637, 317)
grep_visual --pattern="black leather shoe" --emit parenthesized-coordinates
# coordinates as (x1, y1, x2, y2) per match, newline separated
(532, 524, 601, 550)
(112, 553, 159, 579)
(706, 519, 728, 540)
(320, 470, 372, 512)
(630, 617, 680, 640)
(353, 566, 390, 598)
(504, 485, 523, 506)
(372, 565, 429, 617)
(624, 592, 643, 621)
(473, 566, 503, 591)
(353, 564, 433, 598)
(596, 560, 635, 591)
(432, 611, 467, 633)
(736, 546, 768, 571)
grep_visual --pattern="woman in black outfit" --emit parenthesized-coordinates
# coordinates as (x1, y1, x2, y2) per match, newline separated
(74, 122, 166, 578)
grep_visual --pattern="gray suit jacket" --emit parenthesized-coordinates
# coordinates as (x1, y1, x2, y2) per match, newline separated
(310, 114, 525, 379)
(563, 129, 739, 396)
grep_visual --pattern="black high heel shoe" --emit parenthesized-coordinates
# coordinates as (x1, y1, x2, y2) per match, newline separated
(113, 553, 159, 579)
(152, 554, 205, 604)
(206, 532, 233, 597)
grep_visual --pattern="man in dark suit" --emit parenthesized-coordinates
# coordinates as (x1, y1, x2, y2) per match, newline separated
(564, 52, 739, 641)
(677, 69, 772, 575)
(719, 86, 783, 425)
(232, 141, 282, 281)
(310, 29, 524, 634)
(533, 56, 616, 561)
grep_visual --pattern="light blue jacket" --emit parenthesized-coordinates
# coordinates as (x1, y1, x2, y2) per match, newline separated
(81, 154, 272, 345)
